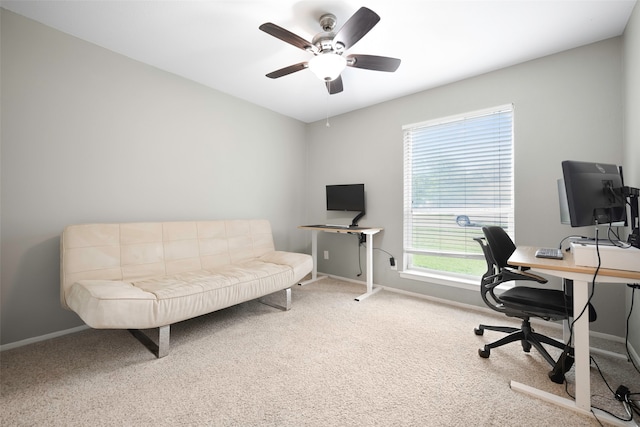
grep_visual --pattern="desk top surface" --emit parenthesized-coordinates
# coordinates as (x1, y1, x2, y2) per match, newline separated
(509, 246, 640, 281)
(299, 225, 383, 233)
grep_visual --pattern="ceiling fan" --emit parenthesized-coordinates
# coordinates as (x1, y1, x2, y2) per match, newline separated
(259, 7, 401, 95)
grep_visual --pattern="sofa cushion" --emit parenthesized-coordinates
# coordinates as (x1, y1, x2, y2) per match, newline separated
(61, 219, 277, 309)
(66, 257, 303, 329)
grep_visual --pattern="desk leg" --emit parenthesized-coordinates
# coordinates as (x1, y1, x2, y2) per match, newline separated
(299, 230, 327, 286)
(310, 230, 318, 281)
(572, 279, 591, 411)
(512, 279, 606, 421)
(513, 280, 592, 412)
(511, 279, 638, 426)
(355, 231, 382, 301)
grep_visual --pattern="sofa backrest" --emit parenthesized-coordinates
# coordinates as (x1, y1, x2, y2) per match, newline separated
(60, 219, 275, 309)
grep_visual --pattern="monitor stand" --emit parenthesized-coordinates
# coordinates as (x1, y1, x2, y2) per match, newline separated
(624, 186, 639, 248)
(351, 211, 365, 227)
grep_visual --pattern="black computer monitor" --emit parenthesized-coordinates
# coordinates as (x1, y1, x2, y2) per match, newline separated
(561, 160, 626, 227)
(326, 184, 365, 226)
(326, 184, 365, 212)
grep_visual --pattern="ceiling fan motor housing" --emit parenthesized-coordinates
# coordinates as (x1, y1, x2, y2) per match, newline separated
(313, 14, 344, 54)
(312, 32, 343, 53)
(259, 7, 399, 94)
(319, 13, 337, 31)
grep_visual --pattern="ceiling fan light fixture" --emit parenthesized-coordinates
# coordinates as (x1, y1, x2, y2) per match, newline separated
(260, 7, 397, 94)
(308, 53, 346, 81)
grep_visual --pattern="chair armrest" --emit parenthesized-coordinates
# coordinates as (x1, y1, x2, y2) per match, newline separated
(503, 266, 548, 284)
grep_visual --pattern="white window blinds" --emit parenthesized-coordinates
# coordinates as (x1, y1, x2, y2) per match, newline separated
(402, 105, 514, 277)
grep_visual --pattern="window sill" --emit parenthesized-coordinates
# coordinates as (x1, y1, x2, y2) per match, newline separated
(400, 269, 480, 291)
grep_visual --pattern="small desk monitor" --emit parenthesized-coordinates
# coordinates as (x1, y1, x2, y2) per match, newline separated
(326, 184, 365, 226)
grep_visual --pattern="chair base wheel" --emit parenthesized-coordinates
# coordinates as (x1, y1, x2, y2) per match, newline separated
(548, 370, 566, 384)
(478, 347, 490, 358)
(474, 327, 484, 336)
(548, 347, 574, 384)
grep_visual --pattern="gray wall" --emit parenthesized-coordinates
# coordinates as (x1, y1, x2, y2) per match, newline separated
(2, 5, 639, 348)
(306, 37, 629, 337)
(623, 3, 640, 355)
(0, 10, 308, 345)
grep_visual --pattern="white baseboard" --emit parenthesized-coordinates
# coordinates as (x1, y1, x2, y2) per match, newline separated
(0, 325, 89, 352)
(628, 338, 640, 368)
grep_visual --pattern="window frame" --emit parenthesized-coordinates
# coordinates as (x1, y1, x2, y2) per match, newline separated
(401, 104, 515, 285)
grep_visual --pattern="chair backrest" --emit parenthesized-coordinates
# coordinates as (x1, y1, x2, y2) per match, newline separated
(473, 235, 508, 314)
(482, 226, 516, 269)
(473, 237, 496, 281)
(476, 225, 566, 320)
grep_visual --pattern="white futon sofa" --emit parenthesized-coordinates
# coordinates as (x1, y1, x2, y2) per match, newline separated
(60, 219, 312, 357)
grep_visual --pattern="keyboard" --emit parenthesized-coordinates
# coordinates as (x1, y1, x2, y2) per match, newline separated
(535, 247, 564, 260)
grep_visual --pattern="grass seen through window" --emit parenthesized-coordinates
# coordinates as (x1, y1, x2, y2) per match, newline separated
(412, 254, 487, 277)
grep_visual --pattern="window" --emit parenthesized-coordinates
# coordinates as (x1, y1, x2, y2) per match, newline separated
(402, 105, 514, 280)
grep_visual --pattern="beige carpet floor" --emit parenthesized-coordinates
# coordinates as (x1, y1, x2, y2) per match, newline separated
(1, 277, 638, 426)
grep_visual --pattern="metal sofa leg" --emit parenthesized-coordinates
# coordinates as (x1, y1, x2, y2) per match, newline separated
(129, 325, 170, 358)
(259, 287, 292, 311)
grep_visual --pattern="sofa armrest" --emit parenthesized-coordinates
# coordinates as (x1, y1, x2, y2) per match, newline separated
(259, 251, 313, 283)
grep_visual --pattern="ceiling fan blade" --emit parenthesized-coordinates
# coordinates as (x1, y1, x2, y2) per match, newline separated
(259, 23, 317, 53)
(334, 7, 380, 50)
(325, 76, 344, 95)
(347, 54, 401, 72)
(266, 62, 308, 79)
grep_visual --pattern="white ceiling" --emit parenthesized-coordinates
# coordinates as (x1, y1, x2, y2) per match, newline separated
(2, 0, 637, 123)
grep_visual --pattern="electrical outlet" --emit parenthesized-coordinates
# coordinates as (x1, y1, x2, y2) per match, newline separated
(389, 257, 397, 270)
(324, 250, 329, 260)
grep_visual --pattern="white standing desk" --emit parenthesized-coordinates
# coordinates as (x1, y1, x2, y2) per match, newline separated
(298, 225, 383, 301)
(509, 246, 640, 426)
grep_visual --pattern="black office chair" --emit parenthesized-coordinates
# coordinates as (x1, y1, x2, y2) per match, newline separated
(473, 226, 596, 381)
